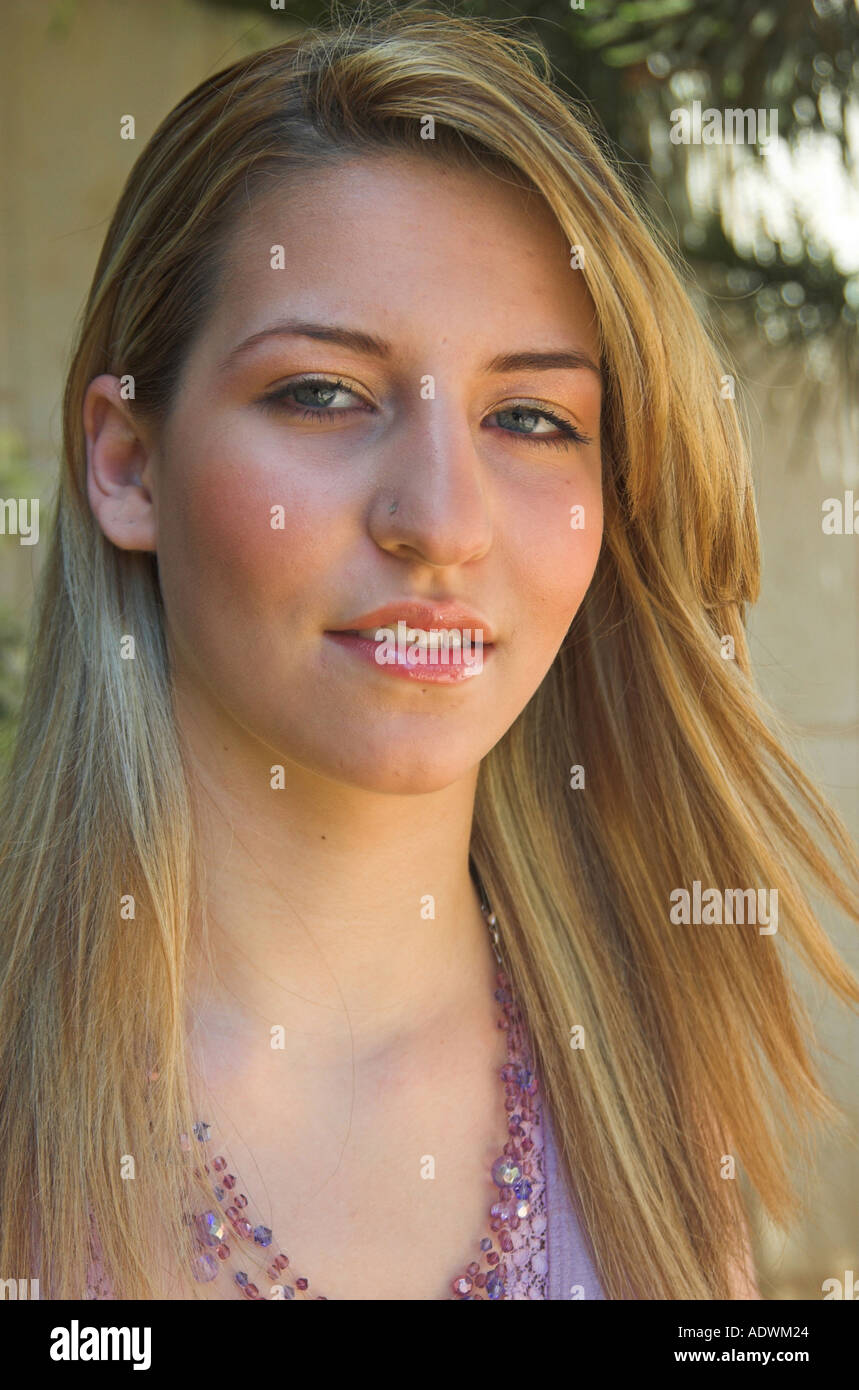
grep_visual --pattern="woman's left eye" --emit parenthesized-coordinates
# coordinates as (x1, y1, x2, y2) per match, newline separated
(258, 377, 592, 449)
(489, 405, 592, 450)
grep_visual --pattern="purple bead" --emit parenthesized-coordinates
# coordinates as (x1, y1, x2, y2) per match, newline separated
(234, 1271, 249, 1287)
(193, 1121, 211, 1142)
(192, 1253, 219, 1282)
(480, 1238, 492, 1252)
(253, 1225, 273, 1247)
(513, 1177, 533, 1201)
(196, 1210, 225, 1246)
(485, 1269, 505, 1299)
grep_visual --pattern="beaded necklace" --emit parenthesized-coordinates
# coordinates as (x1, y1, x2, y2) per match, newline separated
(184, 890, 542, 1300)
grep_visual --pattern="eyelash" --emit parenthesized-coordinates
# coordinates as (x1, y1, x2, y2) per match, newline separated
(258, 375, 593, 449)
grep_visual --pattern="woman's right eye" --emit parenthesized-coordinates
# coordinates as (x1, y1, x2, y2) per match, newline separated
(258, 376, 370, 420)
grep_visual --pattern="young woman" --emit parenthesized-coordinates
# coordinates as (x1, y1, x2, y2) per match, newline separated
(1, 3, 857, 1301)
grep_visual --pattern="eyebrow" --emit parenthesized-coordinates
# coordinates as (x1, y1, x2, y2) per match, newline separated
(218, 318, 603, 382)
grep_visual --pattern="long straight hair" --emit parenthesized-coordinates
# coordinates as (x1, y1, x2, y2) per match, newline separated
(2, 1, 857, 1299)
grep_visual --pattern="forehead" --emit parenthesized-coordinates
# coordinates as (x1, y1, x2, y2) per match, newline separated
(206, 152, 600, 361)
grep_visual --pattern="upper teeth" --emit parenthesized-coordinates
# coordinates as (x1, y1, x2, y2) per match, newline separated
(356, 625, 466, 646)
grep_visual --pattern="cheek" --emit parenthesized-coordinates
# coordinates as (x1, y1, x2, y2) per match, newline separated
(154, 435, 329, 643)
(508, 470, 603, 634)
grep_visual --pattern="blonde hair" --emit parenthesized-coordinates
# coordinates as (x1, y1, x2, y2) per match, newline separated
(2, 1, 857, 1300)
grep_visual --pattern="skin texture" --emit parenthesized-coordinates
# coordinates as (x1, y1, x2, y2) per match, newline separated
(83, 153, 604, 1298)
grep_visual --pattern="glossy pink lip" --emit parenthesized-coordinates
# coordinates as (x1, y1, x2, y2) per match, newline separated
(324, 629, 493, 682)
(325, 601, 496, 644)
(324, 600, 495, 684)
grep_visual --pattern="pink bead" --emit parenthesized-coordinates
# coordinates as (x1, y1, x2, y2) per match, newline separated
(244, 1283, 260, 1299)
(452, 1275, 473, 1296)
(500, 1233, 513, 1252)
(474, 1272, 486, 1287)
(275, 1254, 289, 1270)
(222, 1174, 236, 1189)
(212, 1156, 227, 1172)
(487, 1252, 500, 1266)
(296, 1277, 308, 1290)
(236, 1218, 252, 1239)
(466, 1262, 479, 1276)
(217, 1244, 231, 1261)
(234, 1194, 248, 1209)
(225, 1206, 239, 1221)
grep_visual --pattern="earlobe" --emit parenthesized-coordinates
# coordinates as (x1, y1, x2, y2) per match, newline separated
(83, 374, 158, 552)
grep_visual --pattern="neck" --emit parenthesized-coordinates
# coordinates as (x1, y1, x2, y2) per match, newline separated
(177, 686, 497, 1084)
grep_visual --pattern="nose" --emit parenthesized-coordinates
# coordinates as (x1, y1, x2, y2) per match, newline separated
(368, 396, 493, 567)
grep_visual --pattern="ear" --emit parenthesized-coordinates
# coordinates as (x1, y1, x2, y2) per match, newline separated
(83, 374, 158, 552)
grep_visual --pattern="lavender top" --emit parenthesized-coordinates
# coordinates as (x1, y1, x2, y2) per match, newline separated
(541, 1103, 605, 1300)
(498, 1083, 604, 1301)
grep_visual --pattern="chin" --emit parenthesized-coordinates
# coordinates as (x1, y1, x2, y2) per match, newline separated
(340, 763, 478, 796)
(290, 735, 484, 796)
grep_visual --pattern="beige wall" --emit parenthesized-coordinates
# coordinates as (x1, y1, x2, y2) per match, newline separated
(0, 0, 293, 609)
(1, 0, 856, 1298)
(741, 336, 858, 1296)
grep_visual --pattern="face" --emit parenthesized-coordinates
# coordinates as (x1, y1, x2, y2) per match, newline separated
(89, 153, 604, 793)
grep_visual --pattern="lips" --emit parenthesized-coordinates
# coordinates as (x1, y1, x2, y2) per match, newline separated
(326, 601, 496, 645)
